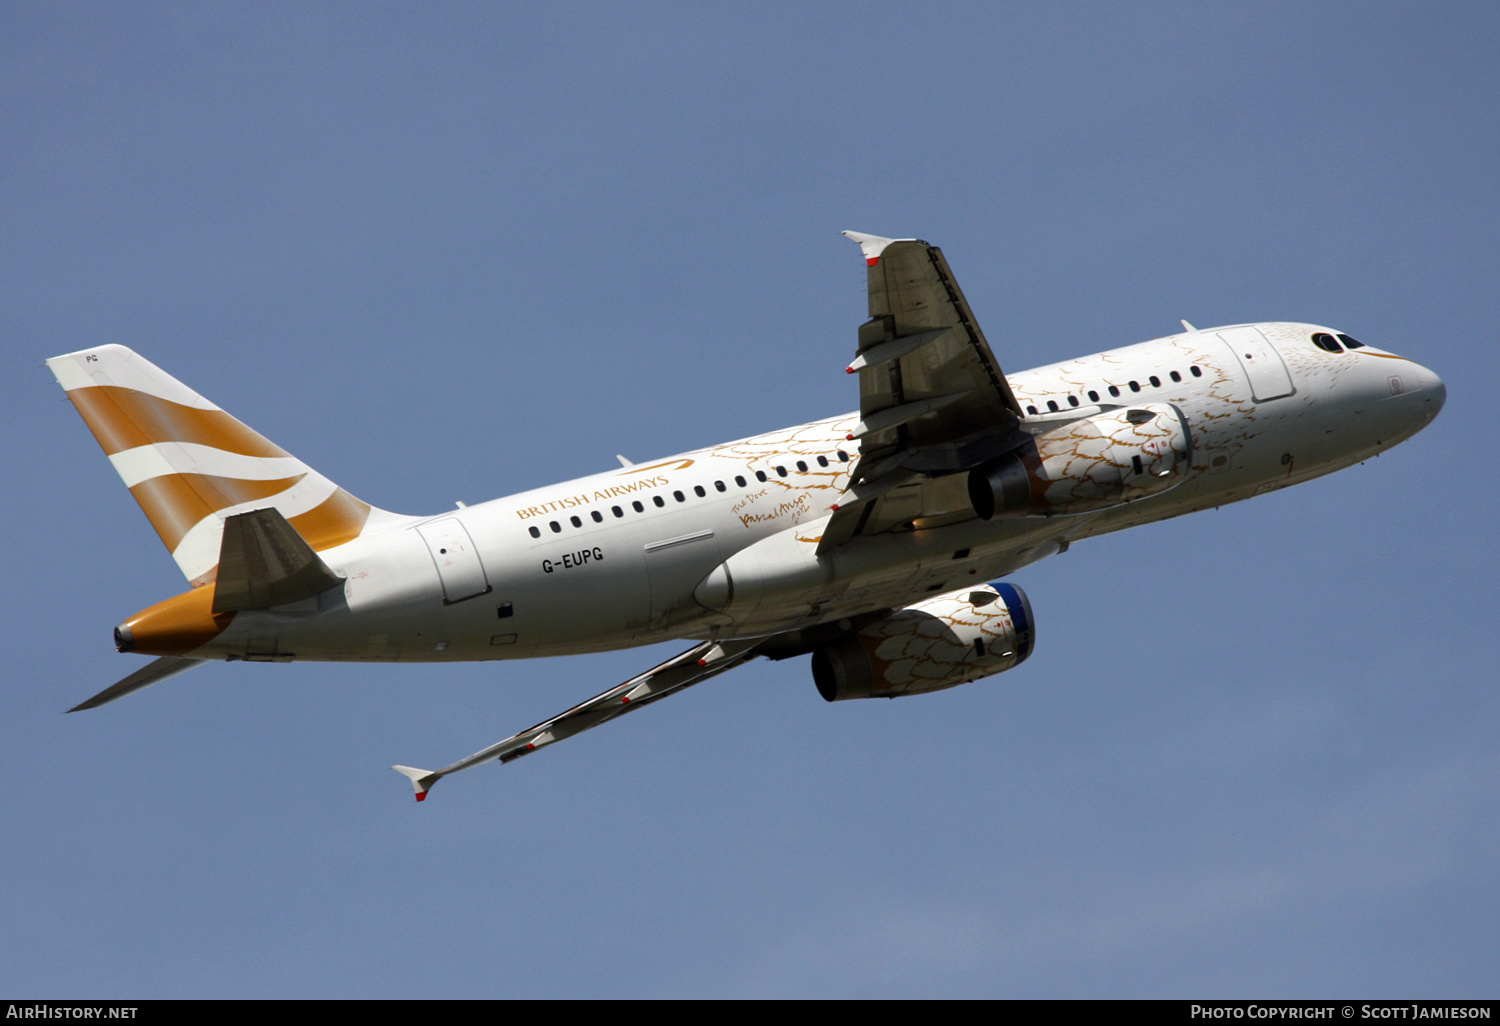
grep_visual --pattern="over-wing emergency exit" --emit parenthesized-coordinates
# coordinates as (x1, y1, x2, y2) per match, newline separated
(48, 231, 1445, 799)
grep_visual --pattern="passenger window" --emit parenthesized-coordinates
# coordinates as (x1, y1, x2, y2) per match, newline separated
(1312, 332, 1342, 353)
(1190, 366, 1202, 377)
(1336, 333, 1365, 350)
(1108, 385, 1120, 397)
(570, 515, 582, 528)
(837, 450, 849, 461)
(673, 490, 685, 502)
(1149, 375, 1161, 387)
(1046, 400, 1059, 412)
(1068, 395, 1079, 407)
(1088, 390, 1099, 403)
(1170, 370, 1181, 382)
(632, 500, 644, 513)
(528, 526, 540, 538)
(1027, 404, 1038, 415)
(714, 481, 726, 492)
(694, 485, 706, 497)
(817, 456, 828, 467)
(550, 521, 562, 533)
(612, 506, 624, 518)
(653, 495, 665, 507)
(1129, 380, 1141, 392)
(591, 510, 603, 523)
(756, 470, 767, 482)
(776, 466, 787, 477)
(796, 460, 807, 473)
(735, 475, 747, 487)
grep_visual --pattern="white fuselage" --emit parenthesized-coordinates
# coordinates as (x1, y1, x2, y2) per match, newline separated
(204, 323, 1443, 664)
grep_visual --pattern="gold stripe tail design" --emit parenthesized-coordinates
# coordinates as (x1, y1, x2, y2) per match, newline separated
(47, 344, 404, 585)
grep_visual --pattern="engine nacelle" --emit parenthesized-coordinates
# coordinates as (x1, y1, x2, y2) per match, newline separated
(811, 582, 1035, 701)
(968, 403, 1192, 519)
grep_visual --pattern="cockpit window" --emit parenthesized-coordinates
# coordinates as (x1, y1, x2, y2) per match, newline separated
(1336, 333, 1366, 349)
(1311, 332, 1344, 353)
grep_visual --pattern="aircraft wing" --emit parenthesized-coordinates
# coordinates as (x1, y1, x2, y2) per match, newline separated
(821, 232, 1027, 551)
(393, 637, 762, 800)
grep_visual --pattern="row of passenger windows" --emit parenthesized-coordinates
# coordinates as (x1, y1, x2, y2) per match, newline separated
(1311, 332, 1366, 354)
(525, 450, 851, 537)
(1022, 365, 1203, 415)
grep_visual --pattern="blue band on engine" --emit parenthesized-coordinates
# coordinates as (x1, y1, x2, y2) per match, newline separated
(990, 581, 1034, 663)
(992, 582, 1027, 635)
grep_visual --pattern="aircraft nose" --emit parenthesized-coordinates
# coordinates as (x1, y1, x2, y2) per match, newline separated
(1409, 361, 1446, 423)
(1361, 350, 1444, 446)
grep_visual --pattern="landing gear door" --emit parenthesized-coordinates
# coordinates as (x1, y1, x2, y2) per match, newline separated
(1218, 327, 1294, 402)
(417, 519, 491, 603)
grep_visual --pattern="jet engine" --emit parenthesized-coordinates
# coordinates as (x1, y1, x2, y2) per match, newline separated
(968, 403, 1192, 519)
(811, 582, 1034, 701)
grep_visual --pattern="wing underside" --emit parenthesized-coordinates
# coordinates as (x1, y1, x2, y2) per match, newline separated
(394, 638, 763, 800)
(822, 233, 1026, 551)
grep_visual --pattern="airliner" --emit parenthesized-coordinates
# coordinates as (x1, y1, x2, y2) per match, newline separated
(48, 231, 1445, 800)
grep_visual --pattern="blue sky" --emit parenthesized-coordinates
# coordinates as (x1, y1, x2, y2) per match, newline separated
(3, 2, 1496, 997)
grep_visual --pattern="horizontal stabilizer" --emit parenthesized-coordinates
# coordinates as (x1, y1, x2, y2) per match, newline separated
(68, 656, 209, 712)
(212, 508, 344, 613)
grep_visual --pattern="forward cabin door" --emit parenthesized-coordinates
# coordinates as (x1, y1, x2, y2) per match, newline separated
(417, 519, 491, 603)
(1217, 327, 1294, 402)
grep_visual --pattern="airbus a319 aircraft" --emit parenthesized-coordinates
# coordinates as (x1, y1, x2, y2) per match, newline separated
(49, 232, 1444, 800)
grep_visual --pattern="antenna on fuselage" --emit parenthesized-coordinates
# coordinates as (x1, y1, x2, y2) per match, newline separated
(1181, 320, 1197, 332)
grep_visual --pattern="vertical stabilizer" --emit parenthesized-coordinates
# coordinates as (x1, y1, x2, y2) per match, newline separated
(47, 345, 404, 586)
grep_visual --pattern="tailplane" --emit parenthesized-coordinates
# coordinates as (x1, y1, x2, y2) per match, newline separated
(47, 345, 405, 586)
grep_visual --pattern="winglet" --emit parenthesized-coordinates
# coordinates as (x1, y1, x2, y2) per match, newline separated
(842, 230, 903, 267)
(393, 765, 439, 802)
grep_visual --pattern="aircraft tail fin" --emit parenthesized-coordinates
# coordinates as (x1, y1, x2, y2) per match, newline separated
(47, 345, 403, 587)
